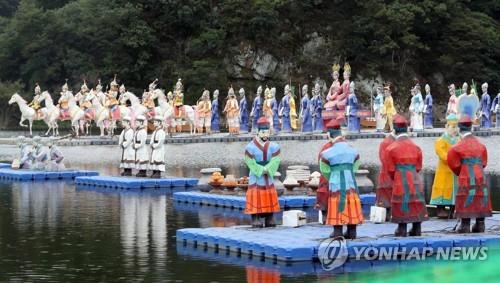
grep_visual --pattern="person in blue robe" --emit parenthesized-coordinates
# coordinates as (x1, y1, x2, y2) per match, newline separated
(479, 82, 491, 129)
(423, 84, 433, 129)
(346, 82, 360, 133)
(300, 85, 313, 133)
(239, 88, 249, 133)
(279, 85, 292, 133)
(250, 86, 263, 133)
(211, 90, 220, 133)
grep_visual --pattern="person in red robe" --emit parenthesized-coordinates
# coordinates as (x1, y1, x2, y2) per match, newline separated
(386, 115, 428, 236)
(376, 132, 396, 221)
(447, 115, 491, 233)
(315, 140, 333, 221)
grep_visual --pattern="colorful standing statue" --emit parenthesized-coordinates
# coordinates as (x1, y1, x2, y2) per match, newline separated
(47, 137, 65, 171)
(119, 116, 135, 176)
(491, 92, 500, 128)
(457, 82, 479, 121)
(262, 87, 274, 133)
(173, 78, 184, 131)
(423, 84, 433, 129)
(311, 82, 324, 132)
(134, 115, 149, 177)
(447, 84, 458, 115)
(376, 131, 396, 220)
(223, 86, 240, 135)
(211, 90, 220, 133)
(386, 115, 428, 236)
(319, 118, 363, 239)
(58, 80, 71, 120)
(279, 85, 292, 133)
(289, 88, 298, 131)
(300, 84, 313, 133)
(106, 75, 120, 120)
(244, 117, 281, 228)
(270, 87, 280, 134)
(409, 84, 424, 132)
(381, 84, 397, 132)
(239, 88, 249, 133)
(28, 83, 44, 119)
(197, 90, 212, 134)
(149, 114, 166, 178)
(79, 80, 92, 110)
(250, 86, 263, 133)
(373, 85, 385, 132)
(479, 82, 491, 129)
(315, 127, 334, 221)
(346, 81, 360, 133)
(430, 114, 459, 219)
(325, 63, 341, 111)
(448, 116, 491, 233)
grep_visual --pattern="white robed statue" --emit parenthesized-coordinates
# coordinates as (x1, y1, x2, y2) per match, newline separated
(119, 116, 135, 176)
(149, 114, 166, 178)
(134, 115, 149, 177)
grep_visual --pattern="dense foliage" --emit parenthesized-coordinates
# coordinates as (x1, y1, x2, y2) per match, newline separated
(0, 0, 499, 128)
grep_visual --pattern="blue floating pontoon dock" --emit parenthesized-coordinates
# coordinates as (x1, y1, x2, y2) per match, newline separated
(0, 168, 99, 181)
(177, 215, 500, 264)
(0, 163, 11, 169)
(173, 191, 375, 209)
(75, 175, 199, 189)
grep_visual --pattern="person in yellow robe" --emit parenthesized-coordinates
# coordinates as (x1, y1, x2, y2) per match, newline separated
(430, 113, 460, 218)
(381, 84, 397, 132)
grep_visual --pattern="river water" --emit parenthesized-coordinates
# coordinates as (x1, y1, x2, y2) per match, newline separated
(1, 147, 500, 281)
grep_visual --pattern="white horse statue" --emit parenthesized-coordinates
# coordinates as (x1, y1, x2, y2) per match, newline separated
(85, 90, 110, 137)
(37, 91, 60, 136)
(118, 91, 148, 124)
(59, 91, 85, 137)
(8, 93, 37, 136)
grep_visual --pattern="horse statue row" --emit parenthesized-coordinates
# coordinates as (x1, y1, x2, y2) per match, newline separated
(8, 89, 198, 137)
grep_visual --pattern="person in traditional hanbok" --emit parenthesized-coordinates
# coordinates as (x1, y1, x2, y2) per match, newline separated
(239, 88, 249, 133)
(491, 92, 500, 128)
(47, 137, 65, 171)
(31, 136, 48, 170)
(244, 117, 281, 228)
(300, 84, 313, 133)
(409, 84, 424, 132)
(381, 84, 397, 132)
(376, 131, 396, 221)
(134, 115, 149, 177)
(149, 114, 166, 178)
(119, 116, 135, 176)
(211, 90, 220, 133)
(448, 116, 491, 233)
(250, 86, 263, 133)
(386, 115, 428, 236)
(479, 83, 491, 129)
(223, 87, 240, 135)
(373, 86, 385, 132)
(430, 114, 459, 219)
(447, 84, 458, 115)
(270, 87, 280, 134)
(319, 118, 363, 239)
(279, 85, 292, 133)
(346, 81, 360, 133)
(311, 82, 324, 132)
(197, 90, 212, 134)
(423, 84, 433, 129)
(325, 63, 341, 111)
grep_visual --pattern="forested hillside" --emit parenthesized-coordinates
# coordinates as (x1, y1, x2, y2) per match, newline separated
(0, 0, 499, 128)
